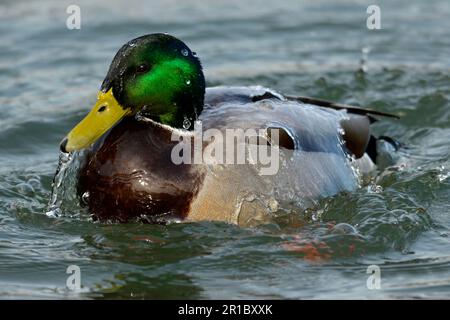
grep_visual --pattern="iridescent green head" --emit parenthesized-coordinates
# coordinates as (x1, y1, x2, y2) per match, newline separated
(103, 33, 205, 126)
(61, 33, 205, 152)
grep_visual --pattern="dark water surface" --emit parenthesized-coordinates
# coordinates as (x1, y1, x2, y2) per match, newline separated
(0, 0, 449, 298)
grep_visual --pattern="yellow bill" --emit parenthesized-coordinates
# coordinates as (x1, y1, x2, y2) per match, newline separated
(63, 88, 130, 152)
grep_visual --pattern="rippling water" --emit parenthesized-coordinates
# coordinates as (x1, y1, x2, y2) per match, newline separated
(1, 0, 450, 299)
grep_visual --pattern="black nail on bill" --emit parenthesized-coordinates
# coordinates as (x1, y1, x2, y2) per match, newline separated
(60, 137, 68, 153)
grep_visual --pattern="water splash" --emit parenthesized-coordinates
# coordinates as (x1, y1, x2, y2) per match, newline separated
(437, 165, 450, 182)
(81, 191, 90, 205)
(46, 152, 72, 217)
(359, 46, 371, 73)
(46, 150, 88, 220)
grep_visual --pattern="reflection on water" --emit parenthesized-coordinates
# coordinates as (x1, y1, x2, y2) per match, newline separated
(0, 0, 450, 299)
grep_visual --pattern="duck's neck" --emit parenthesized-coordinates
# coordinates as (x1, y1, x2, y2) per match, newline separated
(142, 91, 204, 130)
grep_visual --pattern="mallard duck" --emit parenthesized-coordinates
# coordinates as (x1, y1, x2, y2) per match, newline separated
(59, 33, 398, 226)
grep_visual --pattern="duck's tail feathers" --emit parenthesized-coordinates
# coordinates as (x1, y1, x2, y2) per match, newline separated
(366, 135, 403, 168)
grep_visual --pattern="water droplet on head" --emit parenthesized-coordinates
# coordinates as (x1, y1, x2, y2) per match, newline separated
(181, 48, 189, 56)
(182, 117, 191, 129)
(186, 79, 191, 85)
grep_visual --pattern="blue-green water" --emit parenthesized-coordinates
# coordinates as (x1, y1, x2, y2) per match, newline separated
(1, 0, 450, 299)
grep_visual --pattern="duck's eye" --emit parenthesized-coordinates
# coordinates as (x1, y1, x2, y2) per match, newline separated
(135, 63, 150, 74)
(98, 105, 107, 113)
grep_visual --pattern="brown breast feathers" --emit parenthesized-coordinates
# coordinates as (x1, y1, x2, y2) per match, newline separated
(77, 117, 205, 223)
